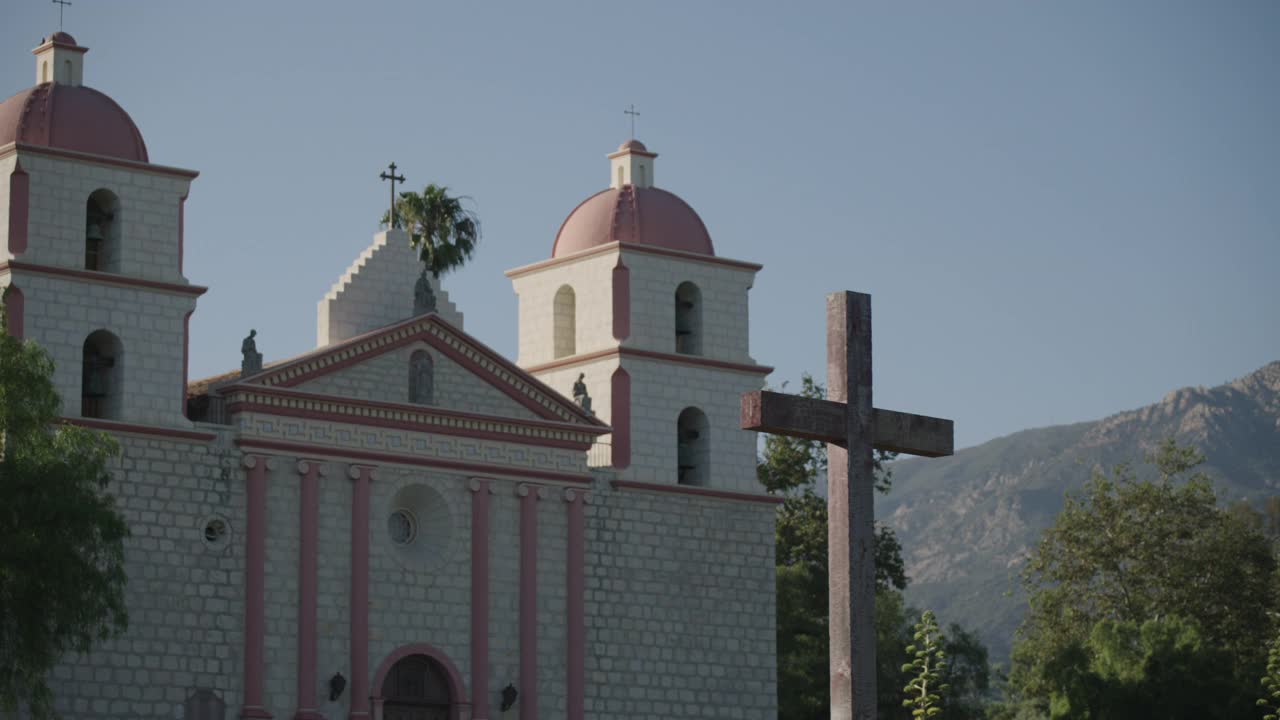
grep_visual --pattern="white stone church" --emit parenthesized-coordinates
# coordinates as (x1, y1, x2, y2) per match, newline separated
(0, 32, 778, 720)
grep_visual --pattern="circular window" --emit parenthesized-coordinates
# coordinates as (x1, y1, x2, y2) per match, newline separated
(386, 483, 453, 572)
(388, 509, 417, 545)
(201, 515, 231, 552)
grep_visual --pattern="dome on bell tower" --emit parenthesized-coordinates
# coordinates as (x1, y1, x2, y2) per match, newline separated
(0, 32, 149, 162)
(551, 139, 714, 258)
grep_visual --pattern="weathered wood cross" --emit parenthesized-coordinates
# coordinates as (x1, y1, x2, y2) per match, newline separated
(742, 291, 954, 720)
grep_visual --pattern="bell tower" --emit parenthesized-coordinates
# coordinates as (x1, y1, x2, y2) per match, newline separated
(508, 139, 771, 493)
(1, 33, 202, 428)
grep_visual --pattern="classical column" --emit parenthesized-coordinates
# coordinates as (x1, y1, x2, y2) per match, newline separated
(563, 489, 589, 720)
(295, 460, 326, 720)
(348, 465, 376, 720)
(517, 484, 545, 720)
(469, 479, 495, 720)
(241, 454, 275, 719)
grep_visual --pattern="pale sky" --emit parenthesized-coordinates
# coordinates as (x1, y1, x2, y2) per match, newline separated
(3, 1, 1277, 449)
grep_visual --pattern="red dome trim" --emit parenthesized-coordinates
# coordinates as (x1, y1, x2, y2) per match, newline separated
(0, 84, 148, 163)
(552, 186, 714, 258)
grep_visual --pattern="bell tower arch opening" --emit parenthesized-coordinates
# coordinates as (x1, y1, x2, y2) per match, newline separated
(81, 329, 123, 419)
(553, 284, 576, 358)
(674, 281, 702, 355)
(676, 406, 710, 486)
(85, 189, 121, 272)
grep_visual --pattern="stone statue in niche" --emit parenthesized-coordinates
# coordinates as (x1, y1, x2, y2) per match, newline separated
(572, 372, 592, 415)
(241, 329, 263, 375)
(409, 351, 433, 405)
(414, 270, 437, 315)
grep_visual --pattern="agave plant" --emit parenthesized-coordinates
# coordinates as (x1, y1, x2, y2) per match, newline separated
(381, 183, 481, 279)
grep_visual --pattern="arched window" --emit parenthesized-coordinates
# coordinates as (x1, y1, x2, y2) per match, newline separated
(553, 284, 576, 358)
(63, 59, 72, 84)
(41, 61, 48, 83)
(85, 189, 121, 272)
(638, 164, 646, 187)
(674, 281, 702, 355)
(82, 330, 123, 419)
(617, 166, 625, 187)
(677, 407, 710, 486)
(408, 350, 433, 405)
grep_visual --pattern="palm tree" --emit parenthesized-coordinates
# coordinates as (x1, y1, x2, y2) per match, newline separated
(381, 183, 481, 279)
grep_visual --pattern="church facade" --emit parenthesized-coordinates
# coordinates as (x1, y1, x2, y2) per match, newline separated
(1, 33, 777, 720)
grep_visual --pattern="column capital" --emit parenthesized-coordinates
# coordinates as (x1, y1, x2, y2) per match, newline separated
(468, 478, 499, 494)
(242, 454, 278, 471)
(347, 464, 376, 482)
(516, 483, 547, 500)
(562, 488, 592, 504)
(296, 459, 328, 477)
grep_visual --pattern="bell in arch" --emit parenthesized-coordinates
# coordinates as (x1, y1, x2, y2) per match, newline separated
(86, 220, 105, 242)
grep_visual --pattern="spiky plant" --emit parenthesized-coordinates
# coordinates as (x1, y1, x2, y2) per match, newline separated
(381, 183, 481, 279)
(902, 610, 949, 718)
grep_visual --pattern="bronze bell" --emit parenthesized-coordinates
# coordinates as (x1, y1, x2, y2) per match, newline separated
(86, 221, 105, 241)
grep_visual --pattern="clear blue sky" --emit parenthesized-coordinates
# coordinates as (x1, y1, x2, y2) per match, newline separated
(4, 2, 1277, 449)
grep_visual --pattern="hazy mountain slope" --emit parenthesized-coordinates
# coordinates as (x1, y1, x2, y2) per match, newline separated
(879, 360, 1280, 663)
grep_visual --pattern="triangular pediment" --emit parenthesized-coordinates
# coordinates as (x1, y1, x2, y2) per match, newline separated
(218, 314, 606, 431)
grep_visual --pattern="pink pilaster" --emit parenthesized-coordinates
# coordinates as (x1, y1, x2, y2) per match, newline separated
(348, 465, 376, 720)
(564, 489, 588, 720)
(295, 460, 325, 720)
(241, 455, 274, 719)
(4, 285, 23, 339)
(8, 160, 28, 256)
(182, 310, 192, 418)
(610, 368, 631, 469)
(469, 479, 494, 720)
(178, 193, 188, 273)
(518, 484, 544, 720)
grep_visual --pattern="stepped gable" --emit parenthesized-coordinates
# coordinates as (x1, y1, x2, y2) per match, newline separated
(317, 229, 462, 346)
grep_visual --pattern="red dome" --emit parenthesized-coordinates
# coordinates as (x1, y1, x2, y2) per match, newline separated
(552, 186, 715, 258)
(0, 83, 148, 163)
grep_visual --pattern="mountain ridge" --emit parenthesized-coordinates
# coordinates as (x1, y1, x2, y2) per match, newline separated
(881, 360, 1280, 662)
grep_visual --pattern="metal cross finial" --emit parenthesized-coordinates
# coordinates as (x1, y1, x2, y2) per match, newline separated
(379, 162, 406, 229)
(53, 0, 72, 30)
(624, 105, 640, 139)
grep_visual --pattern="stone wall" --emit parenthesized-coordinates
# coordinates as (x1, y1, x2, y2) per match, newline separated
(10, 269, 195, 427)
(510, 249, 619, 367)
(8, 151, 192, 283)
(44, 429, 244, 719)
(584, 477, 778, 718)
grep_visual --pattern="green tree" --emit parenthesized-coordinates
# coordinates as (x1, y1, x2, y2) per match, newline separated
(1002, 439, 1277, 719)
(381, 183, 481, 279)
(903, 610, 949, 718)
(1261, 626, 1280, 720)
(0, 308, 129, 718)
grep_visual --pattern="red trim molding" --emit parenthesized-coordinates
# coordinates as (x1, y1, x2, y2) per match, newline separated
(8, 160, 28, 255)
(178, 193, 188, 274)
(564, 489, 587, 720)
(3, 284, 23, 339)
(348, 464, 375, 720)
(233, 438, 594, 485)
(505, 241, 762, 278)
(0, 141, 199, 179)
(239, 313, 604, 428)
(611, 259, 630, 341)
(518, 484, 543, 720)
(60, 416, 217, 442)
(610, 368, 631, 469)
(240, 455, 274, 719)
(611, 480, 783, 505)
(294, 460, 324, 720)
(226, 398, 596, 451)
(526, 347, 773, 376)
(0, 261, 208, 297)
(468, 479, 493, 720)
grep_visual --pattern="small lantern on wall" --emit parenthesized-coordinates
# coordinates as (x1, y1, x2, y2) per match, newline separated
(329, 672, 346, 701)
(500, 684, 518, 712)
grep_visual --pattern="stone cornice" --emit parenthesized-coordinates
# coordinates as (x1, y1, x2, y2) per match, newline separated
(0, 261, 207, 297)
(0, 141, 199, 179)
(504, 241, 763, 278)
(223, 385, 605, 449)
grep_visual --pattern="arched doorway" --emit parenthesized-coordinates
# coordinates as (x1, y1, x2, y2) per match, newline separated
(381, 654, 453, 720)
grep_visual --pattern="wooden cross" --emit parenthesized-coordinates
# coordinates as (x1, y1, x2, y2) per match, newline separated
(624, 104, 640, 138)
(52, 0, 72, 30)
(741, 291, 954, 720)
(379, 162, 406, 229)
